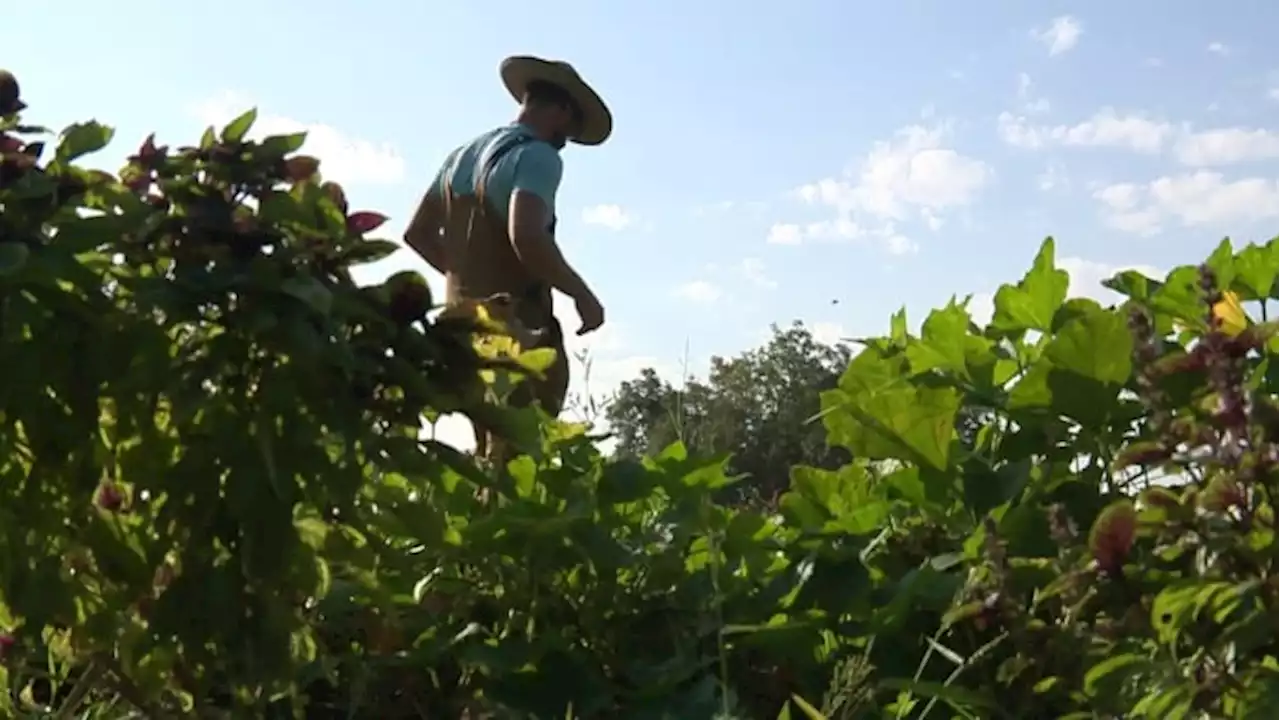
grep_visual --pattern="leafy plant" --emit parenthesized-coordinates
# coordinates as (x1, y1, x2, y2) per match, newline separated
(1, 97, 1275, 719)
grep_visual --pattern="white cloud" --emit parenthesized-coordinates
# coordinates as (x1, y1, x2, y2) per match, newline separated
(1037, 162, 1069, 191)
(694, 200, 737, 216)
(581, 203, 634, 231)
(766, 216, 918, 255)
(886, 234, 920, 256)
(999, 108, 1277, 168)
(190, 91, 404, 185)
(1093, 172, 1280, 235)
(1207, 42, 1231, 57)
(1173, 127, 1279, 166)
(1092, 182, 1164, 236)
(1017, 72, 1034, 98)
(801, 217, 865, 241)
(784, 124, 989, 248)
(1015, 73, 1052, 114)
(1023, 98, 1052, 114)
(693, 199, 770, 221)
(1031, 16, 1083, 57)
(672, 280, 722, 304)
(737, 257, 777, 289)
(998, 108, 1173, 153)
(767, 223, 804, 245)
(792, 126, 992, 216)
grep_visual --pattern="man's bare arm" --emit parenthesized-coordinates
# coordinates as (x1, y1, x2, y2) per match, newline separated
(507, 190, 591, 300)
(403, 188, 449, 275)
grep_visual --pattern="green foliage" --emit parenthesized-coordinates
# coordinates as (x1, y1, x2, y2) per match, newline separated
(605, 323, 854, 503)
(1, 104, 1276, 720)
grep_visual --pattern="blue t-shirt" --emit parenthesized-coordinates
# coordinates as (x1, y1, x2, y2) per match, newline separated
(429, 123, 562, 227)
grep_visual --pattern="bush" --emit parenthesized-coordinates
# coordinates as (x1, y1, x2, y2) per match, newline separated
(1, 105, 1276, 719)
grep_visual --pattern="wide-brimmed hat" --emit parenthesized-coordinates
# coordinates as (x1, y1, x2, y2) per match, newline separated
(500, 55, 612, 146)
(0, 70, 27, 114)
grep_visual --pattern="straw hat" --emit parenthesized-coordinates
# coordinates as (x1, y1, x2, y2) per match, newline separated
(500, 55, 612, 146)
(0, 70, 27, 114)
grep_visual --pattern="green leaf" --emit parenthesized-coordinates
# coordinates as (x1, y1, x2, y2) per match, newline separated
(1150, 580, 1249, 644)
(1043, 305, 1133, 385)
(279, 276, 334, 316)
(507, 454, 537, 497)
(221, 108, 258, 143)
(877, 679, 1002, 715)
(1009, 306, 1133, 424)
(906, 303, 972, 377)
(340, 238, 401, 265)
(824, 351, 962, 471)
(1083, 653, 1153, 698)
(788, 694, 828, 720)
(1204, 237, 1238, 290)
(0, 242, 30, 276)
(257, 189, 302, 224)
(889, 306, 908, 344)
(679, 454, 735, 489)
(1233, 663, 1280, 718)
(55, 120, 115, 163)
(1231, 237, 1279, 301)
(990, 237, 1069, 333)
(516, 347, 558, 374)
(793, 555, 871, 613)
(261, 131, 308, 155)
(791, 464, 866, 509)
(1103, 269, 1163, 301)
(962, 458, 1032, 515)
(597, 459, 660, 505)
(1050, 297, 1104, 331)
(1150, 266, 1207, 330)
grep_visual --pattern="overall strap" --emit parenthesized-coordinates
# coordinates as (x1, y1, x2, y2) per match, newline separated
(468, 131, 558, 316)
(473, 131, 559, 233)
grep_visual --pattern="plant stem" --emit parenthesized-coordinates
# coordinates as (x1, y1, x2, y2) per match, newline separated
(52, 660, 104, 720)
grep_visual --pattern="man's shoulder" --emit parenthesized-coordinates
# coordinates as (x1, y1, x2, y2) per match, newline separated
(481, 126, 561, 177)
(467, 123, 527, 153)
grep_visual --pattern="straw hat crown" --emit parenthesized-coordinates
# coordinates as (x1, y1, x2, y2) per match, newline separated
(500, 56, 612, 146)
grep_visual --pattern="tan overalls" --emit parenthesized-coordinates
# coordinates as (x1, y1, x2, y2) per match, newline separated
(439, 134, 571, 417)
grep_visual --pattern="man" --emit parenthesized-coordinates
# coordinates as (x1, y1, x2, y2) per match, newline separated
(404, 55, 609, 426)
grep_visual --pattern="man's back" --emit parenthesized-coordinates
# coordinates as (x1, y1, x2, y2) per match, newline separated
(429, 122, 573, 420)
(431, 123, 563, 228)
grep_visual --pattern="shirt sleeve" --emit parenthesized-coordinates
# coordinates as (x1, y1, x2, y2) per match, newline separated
(510, 142, 564, 212)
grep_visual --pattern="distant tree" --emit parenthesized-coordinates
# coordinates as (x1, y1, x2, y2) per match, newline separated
(605, 322, 855, 502)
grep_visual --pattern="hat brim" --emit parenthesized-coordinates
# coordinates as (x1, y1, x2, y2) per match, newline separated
(500, 56, 612, 146)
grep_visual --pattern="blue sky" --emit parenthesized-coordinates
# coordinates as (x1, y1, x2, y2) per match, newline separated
(8, 1, 1278, 444)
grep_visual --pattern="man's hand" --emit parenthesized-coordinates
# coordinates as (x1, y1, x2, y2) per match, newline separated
(574, 290, 605, 336)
